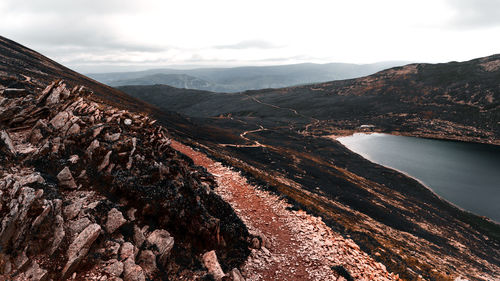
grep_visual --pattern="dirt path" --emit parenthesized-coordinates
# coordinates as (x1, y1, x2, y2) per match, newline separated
(171, 140, 399, 281)
(220, 125, 268, 148)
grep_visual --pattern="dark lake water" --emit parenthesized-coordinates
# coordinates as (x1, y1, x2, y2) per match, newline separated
(337, 133, 500, 222)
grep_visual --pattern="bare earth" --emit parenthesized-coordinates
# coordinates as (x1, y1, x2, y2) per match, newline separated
(171, 140, 400, 281)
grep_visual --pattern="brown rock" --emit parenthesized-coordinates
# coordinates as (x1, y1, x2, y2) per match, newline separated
(63, 200, 83, 220)
(86, 139, 100, 159)
(123, 258, 145, 281)
(68, 217, 91, 237)
(66, 123, 81, 135)
(229, 268, 245, 281)
(202, 250, 225, 280)
(120, 242, 136, 261)
(62, 223, 101, 278)
(133, 225, 145, 247)
(49, 215, 65, 255)
(250, 237, 261, 249)
(50, 111, 70, 130)
(137, 250, 157, 277)
(0, 130, 16, 156)
(146, 229, 174, 265)
(106, 208, 127, 234)
(105, 132, 121, 142)
(104, 259, 124, 277)
(98, 151, 112, 172)
(15, 261, 48, 281)
(57, 166, 77, 189)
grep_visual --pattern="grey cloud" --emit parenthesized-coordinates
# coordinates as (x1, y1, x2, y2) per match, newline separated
(2, 16, 166, 55)
(446, 0, 500, 28)
(2, 0, 142, 15)
(214, 40, 280, 50)
(1, 0, 166, 53)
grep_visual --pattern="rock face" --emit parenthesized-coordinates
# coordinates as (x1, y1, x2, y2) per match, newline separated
(0, 80, 250, 280)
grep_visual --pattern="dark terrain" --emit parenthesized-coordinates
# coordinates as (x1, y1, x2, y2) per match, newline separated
(119, 56, 500, 280)
(1, 35, 499, 281)
(119, 56, 500, 145)
(88, 61, 406, 92)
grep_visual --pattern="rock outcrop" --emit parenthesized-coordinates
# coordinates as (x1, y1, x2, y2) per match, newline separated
(0, 80, 250, 280)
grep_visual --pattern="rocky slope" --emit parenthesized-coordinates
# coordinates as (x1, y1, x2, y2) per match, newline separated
(0, 79, 252, 280)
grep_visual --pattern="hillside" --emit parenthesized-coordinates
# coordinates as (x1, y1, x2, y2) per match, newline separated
(119, 56, 500, 145)
(89, 61, 406, 92)
(119, 56, 500, 280)
(1, 35, 499, 280)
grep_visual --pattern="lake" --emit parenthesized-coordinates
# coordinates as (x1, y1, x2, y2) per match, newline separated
(337, 133, 500, 222)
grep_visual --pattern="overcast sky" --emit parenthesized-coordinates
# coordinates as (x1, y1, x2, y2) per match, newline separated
(1, 0, 499, 73)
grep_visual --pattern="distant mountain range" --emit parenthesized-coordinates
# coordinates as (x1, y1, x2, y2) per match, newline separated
(88, 62, 409, 92)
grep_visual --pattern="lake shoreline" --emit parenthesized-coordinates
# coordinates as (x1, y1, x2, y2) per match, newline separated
(334, 133, 500, 224)
(325, 129, 500, 146)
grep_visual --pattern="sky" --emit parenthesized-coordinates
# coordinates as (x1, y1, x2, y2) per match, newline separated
(1, 0, 499, 73)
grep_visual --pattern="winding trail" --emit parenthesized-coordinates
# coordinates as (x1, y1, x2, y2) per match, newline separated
(170, 140, 399, 281)
(220, 125, 268, 148)
(243, 93, 320, 136)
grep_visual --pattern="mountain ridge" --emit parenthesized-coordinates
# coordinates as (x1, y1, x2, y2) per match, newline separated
(119, 54, 500, 145)
(89, 61, 409, 92)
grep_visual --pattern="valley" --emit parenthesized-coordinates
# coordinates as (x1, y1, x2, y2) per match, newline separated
(118, 55, 500, 280)
(0, 35, 499, 281)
